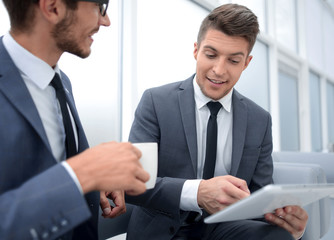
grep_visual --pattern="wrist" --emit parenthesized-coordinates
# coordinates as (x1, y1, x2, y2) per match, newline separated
(197, 179, 206, 208)
(67, 154, 97, 194)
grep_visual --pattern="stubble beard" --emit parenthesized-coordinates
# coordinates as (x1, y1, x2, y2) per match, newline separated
(52, 11, 90, 59)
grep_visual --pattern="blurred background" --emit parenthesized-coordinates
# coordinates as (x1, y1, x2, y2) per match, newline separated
(1, 0, 333, 153)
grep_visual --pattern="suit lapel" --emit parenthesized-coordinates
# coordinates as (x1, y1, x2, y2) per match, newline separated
(178, 77, 198, 176)
(230, 90, 247, 176)
(0, 40, 52, 154)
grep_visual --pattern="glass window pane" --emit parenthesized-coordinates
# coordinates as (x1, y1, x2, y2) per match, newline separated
(309, 72, 322, 152)
(324, 9, 334, 79)
(235, 40, 269, 111)
(327, 81, 334, 145)
(305, 0, 324, 71)
(279, 70, 300, 151)
(275, 0, 298, 52)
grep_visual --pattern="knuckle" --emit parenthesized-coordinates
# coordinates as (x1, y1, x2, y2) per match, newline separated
(220, 183, 227, 191)
(276, 219, 284, 227)
(126, 164, 137, 173)
(217, 197, 230, 206)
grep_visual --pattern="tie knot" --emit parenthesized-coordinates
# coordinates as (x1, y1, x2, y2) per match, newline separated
(207, 101, 222, 116)
(50, 73, 64, 91)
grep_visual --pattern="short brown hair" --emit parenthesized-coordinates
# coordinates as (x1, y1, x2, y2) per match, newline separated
(2, 0, 78, 32)
(197, 3, 259, 54)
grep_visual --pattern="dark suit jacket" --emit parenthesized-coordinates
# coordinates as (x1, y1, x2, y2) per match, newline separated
(126, 75, 273, 239)
(0, 37, 99, 240)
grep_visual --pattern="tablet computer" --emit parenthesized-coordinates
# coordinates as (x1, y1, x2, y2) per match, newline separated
(204, 183, 334, 224)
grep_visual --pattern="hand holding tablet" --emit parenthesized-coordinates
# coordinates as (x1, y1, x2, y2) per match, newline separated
(205, 183, 334, 223)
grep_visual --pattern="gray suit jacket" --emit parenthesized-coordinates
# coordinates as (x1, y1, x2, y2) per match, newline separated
(126, 75, 273, 239)
(0, 37, 99, 240)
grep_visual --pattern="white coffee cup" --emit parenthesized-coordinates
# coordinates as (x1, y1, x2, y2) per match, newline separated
(133, 142, 158, 189)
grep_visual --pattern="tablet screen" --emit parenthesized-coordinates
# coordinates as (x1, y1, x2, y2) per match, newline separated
(204, 183, 334, 224)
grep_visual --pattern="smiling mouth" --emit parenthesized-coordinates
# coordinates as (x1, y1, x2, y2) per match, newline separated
(207, 77, 226, 84)
(89, 29, 99, 40)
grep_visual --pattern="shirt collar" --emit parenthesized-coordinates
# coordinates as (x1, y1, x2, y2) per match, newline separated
(193, 75, 233, 113)
(3, 32, 60, 90)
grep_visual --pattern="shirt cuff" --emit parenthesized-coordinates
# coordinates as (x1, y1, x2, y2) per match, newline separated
(61, 161, 83, 195)
(180, 179, 202, 213)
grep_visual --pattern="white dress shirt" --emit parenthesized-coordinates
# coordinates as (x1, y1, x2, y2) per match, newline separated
(3, 32, 82, 193)
(180, 75, 233, 212)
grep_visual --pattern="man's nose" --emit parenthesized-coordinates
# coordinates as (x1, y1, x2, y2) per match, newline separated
(212, 58, 227, 77)
(100, 13, 111, 27)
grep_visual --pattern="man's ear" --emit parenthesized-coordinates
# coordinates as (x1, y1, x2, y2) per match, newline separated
(243, 55, 253, 71)
(38, 0, 65, 24)
(193, 42, 198, 60)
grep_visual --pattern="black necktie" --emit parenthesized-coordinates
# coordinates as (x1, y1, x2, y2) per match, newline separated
(203, 101, 222, 179)
(50, 73, 77, 158)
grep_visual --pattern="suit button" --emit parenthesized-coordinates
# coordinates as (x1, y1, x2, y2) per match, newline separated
(51, 225, 59, 233)
(41, 231, 49, 239)
(169, 226, 175, 234)
(60, 219, 68, 227)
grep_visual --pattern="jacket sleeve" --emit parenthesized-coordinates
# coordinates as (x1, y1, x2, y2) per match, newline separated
(0, 164, 91, 240)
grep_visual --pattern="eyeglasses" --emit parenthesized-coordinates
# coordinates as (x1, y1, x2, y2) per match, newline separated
(80, 0, 109, 17)
(97, 2, 108, 16)
(33, 0, 109, 17)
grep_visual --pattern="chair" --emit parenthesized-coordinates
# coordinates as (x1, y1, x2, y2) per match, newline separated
(273, 151, 334, 240)
(273, 162, 329, 240)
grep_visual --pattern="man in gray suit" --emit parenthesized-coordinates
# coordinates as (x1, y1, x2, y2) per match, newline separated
(123, 3, 308, 240)
(0, 0, 149, 239)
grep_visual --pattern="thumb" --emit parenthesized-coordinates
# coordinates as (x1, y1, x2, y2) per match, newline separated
(100, 192, 112, 215)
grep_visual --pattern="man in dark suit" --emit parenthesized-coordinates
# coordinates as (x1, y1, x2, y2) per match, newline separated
(122, 3, 308, 240)
(0, 0, 149, 239)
